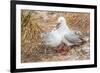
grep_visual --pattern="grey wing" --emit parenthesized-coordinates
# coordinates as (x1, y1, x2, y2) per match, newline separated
(41, 32, 55, 43)
(64, 32, 82, 44)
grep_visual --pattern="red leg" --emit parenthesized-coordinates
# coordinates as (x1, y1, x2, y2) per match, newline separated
(54, 43, 68, 55)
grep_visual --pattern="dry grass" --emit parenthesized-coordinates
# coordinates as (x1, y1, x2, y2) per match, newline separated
(21, 10, 90, 63)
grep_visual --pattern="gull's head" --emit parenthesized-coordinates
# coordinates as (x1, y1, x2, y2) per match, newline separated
(58, 16, 66, 23)
(56, 16, 66, 28)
